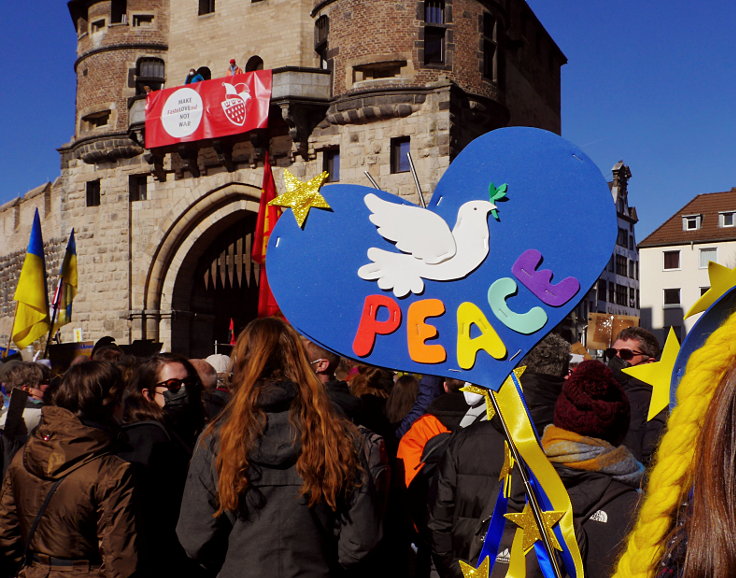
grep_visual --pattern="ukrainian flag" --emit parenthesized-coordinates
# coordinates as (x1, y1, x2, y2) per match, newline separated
(11, 209, 49, 349)
(52, 229, 78, 332)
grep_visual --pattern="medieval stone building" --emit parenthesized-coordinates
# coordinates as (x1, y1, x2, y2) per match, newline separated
(0, 0, 565, 356)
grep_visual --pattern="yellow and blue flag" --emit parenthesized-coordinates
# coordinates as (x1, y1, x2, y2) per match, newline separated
(51, 229, 78, 332)
(11, 209, 49, 349)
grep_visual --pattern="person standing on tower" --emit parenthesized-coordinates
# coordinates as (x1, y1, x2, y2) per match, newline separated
(226, 58, 243, 76)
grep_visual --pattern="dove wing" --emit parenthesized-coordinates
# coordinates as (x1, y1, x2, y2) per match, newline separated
(363, 193, 456, 264)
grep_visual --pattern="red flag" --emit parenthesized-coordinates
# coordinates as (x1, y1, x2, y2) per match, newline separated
(252, 153, 282, 317)
(228, 318, 236, 345)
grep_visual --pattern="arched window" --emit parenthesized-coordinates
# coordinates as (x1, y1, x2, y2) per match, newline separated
(135, 57, 165, 94)
(245, 56, 264, 72)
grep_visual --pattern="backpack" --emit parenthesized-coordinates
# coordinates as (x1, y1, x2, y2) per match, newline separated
(356, 424, 391, 509)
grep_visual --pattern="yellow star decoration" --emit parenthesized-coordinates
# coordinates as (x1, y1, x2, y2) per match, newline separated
(460, 384, 496, 420)
(622, 328, 680, 421)
(458, 556, 490, 578)
(685, 262, 736, 318)
(499, 441, 514, 483)
(504, 504, 564, 554)
(268, 169, 330, 228)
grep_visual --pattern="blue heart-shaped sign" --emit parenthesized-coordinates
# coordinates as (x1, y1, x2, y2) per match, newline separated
(267, 127, 616, 390)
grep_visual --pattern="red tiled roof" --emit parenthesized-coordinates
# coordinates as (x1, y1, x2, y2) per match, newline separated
(639, 188, 736, 247)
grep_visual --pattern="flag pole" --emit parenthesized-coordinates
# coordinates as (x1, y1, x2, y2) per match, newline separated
(3, 302, 19, 359)
(42, 274, 63, 359)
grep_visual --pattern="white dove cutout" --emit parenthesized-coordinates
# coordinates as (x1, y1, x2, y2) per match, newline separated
(357, 193, 496, 297)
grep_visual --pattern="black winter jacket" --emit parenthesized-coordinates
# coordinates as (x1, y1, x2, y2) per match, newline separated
(554, 466, 640, 577)
(428, 419, 518, 578)
(176, 381, 382, 577)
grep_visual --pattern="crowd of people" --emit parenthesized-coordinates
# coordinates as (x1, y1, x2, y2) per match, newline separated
(0, 316, 727, 577)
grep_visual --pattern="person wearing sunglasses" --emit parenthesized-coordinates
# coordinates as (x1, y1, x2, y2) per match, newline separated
(118, 354, 206, 577)
(605, 326, 665, 468)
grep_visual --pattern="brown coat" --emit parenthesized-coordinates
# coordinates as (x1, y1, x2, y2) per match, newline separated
(0, 406, 137, 577)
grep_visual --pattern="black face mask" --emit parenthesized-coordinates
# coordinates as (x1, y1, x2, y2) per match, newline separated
(163, 386, 189, 410)
(607, 355, 630, 384)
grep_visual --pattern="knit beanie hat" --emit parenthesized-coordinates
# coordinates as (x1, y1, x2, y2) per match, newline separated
(553, 359, 630, 446)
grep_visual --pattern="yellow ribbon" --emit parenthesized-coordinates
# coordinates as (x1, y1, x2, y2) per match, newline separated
(506, 529, 526, 577)
(494, 372, 584, 577)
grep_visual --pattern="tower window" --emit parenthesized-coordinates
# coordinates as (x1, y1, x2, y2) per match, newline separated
(132, 14, 154, 27)
(315, 15, 329, 70)
(82, 110, 111, 131)
(390, 137, 411, 174)
(199, 0, 215, 15)
(129, 174, 148, 202)
(245, 56, 264, 72)
(86, 180, 101, 207)
(424, 1, 446, 65)
(111, 0, 127, 24)
(323, 148, 340, 182)
(91, 19, 106, 33)
(135, 57, 165, 94)
(482, 12, 496, 79)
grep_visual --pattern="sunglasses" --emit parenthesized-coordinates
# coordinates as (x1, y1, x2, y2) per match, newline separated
(155, 378, 191, 393)
(604, 348, 648, 362)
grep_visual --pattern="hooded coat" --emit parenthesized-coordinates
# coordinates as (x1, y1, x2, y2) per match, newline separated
(0, 406, 137, 578)
(176, 380, 382, 577)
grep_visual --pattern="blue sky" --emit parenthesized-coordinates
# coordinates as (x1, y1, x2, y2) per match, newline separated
(2, 2, 735, 241)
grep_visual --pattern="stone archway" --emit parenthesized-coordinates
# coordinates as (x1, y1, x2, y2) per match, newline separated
(169, 210, 260, 357)
(142, 183, 263, 355)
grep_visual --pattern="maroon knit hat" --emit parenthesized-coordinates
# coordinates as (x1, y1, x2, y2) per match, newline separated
(553, 360, 630, 446)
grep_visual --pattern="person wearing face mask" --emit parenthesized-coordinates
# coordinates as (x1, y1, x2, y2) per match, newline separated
(604, 326, 665, 468)
(118, 354, 205, 577)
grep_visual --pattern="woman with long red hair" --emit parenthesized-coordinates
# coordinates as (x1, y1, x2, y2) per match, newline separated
(177, 317, 382, 576)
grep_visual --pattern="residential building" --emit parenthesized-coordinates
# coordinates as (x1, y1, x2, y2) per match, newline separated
(561, 162, 640, 345)
(639, 188, 736, 343)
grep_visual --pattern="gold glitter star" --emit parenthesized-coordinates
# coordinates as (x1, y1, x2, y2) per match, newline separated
(504, 504, 565, 554)
(268, 169, 330, 228)
(499, 441, 514, 482)
(685, 262, 736, 318)
(622, 327, 679, 420)
(458, 556, 490, 578)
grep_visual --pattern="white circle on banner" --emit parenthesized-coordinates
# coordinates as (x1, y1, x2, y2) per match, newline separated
(160, 88, 203, 138)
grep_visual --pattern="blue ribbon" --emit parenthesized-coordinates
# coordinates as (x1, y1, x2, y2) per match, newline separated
(477, 482, 509, 572)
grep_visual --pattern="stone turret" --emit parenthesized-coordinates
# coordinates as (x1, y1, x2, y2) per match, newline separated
(66, 0, 169, 164)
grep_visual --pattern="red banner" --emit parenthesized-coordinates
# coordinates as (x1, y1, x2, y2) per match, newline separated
(145, 70, 272, 148)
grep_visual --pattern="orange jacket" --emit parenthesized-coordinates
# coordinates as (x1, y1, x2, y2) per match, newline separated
(396, 413, 450, 487)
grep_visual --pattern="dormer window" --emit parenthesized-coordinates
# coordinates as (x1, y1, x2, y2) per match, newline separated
(719, 211, 735, 228)
(682, 214, 702, 231)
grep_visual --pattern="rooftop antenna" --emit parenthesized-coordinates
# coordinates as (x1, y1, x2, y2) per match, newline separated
(406, 152, 426, 208)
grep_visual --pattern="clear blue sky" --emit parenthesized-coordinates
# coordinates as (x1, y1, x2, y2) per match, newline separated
(2, 2, 735, 241)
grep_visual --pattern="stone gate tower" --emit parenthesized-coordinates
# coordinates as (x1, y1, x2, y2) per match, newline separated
(0, 0, 565, 356)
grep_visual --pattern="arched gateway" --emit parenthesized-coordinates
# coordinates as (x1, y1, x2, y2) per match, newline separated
(139, 183, 263, 357)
